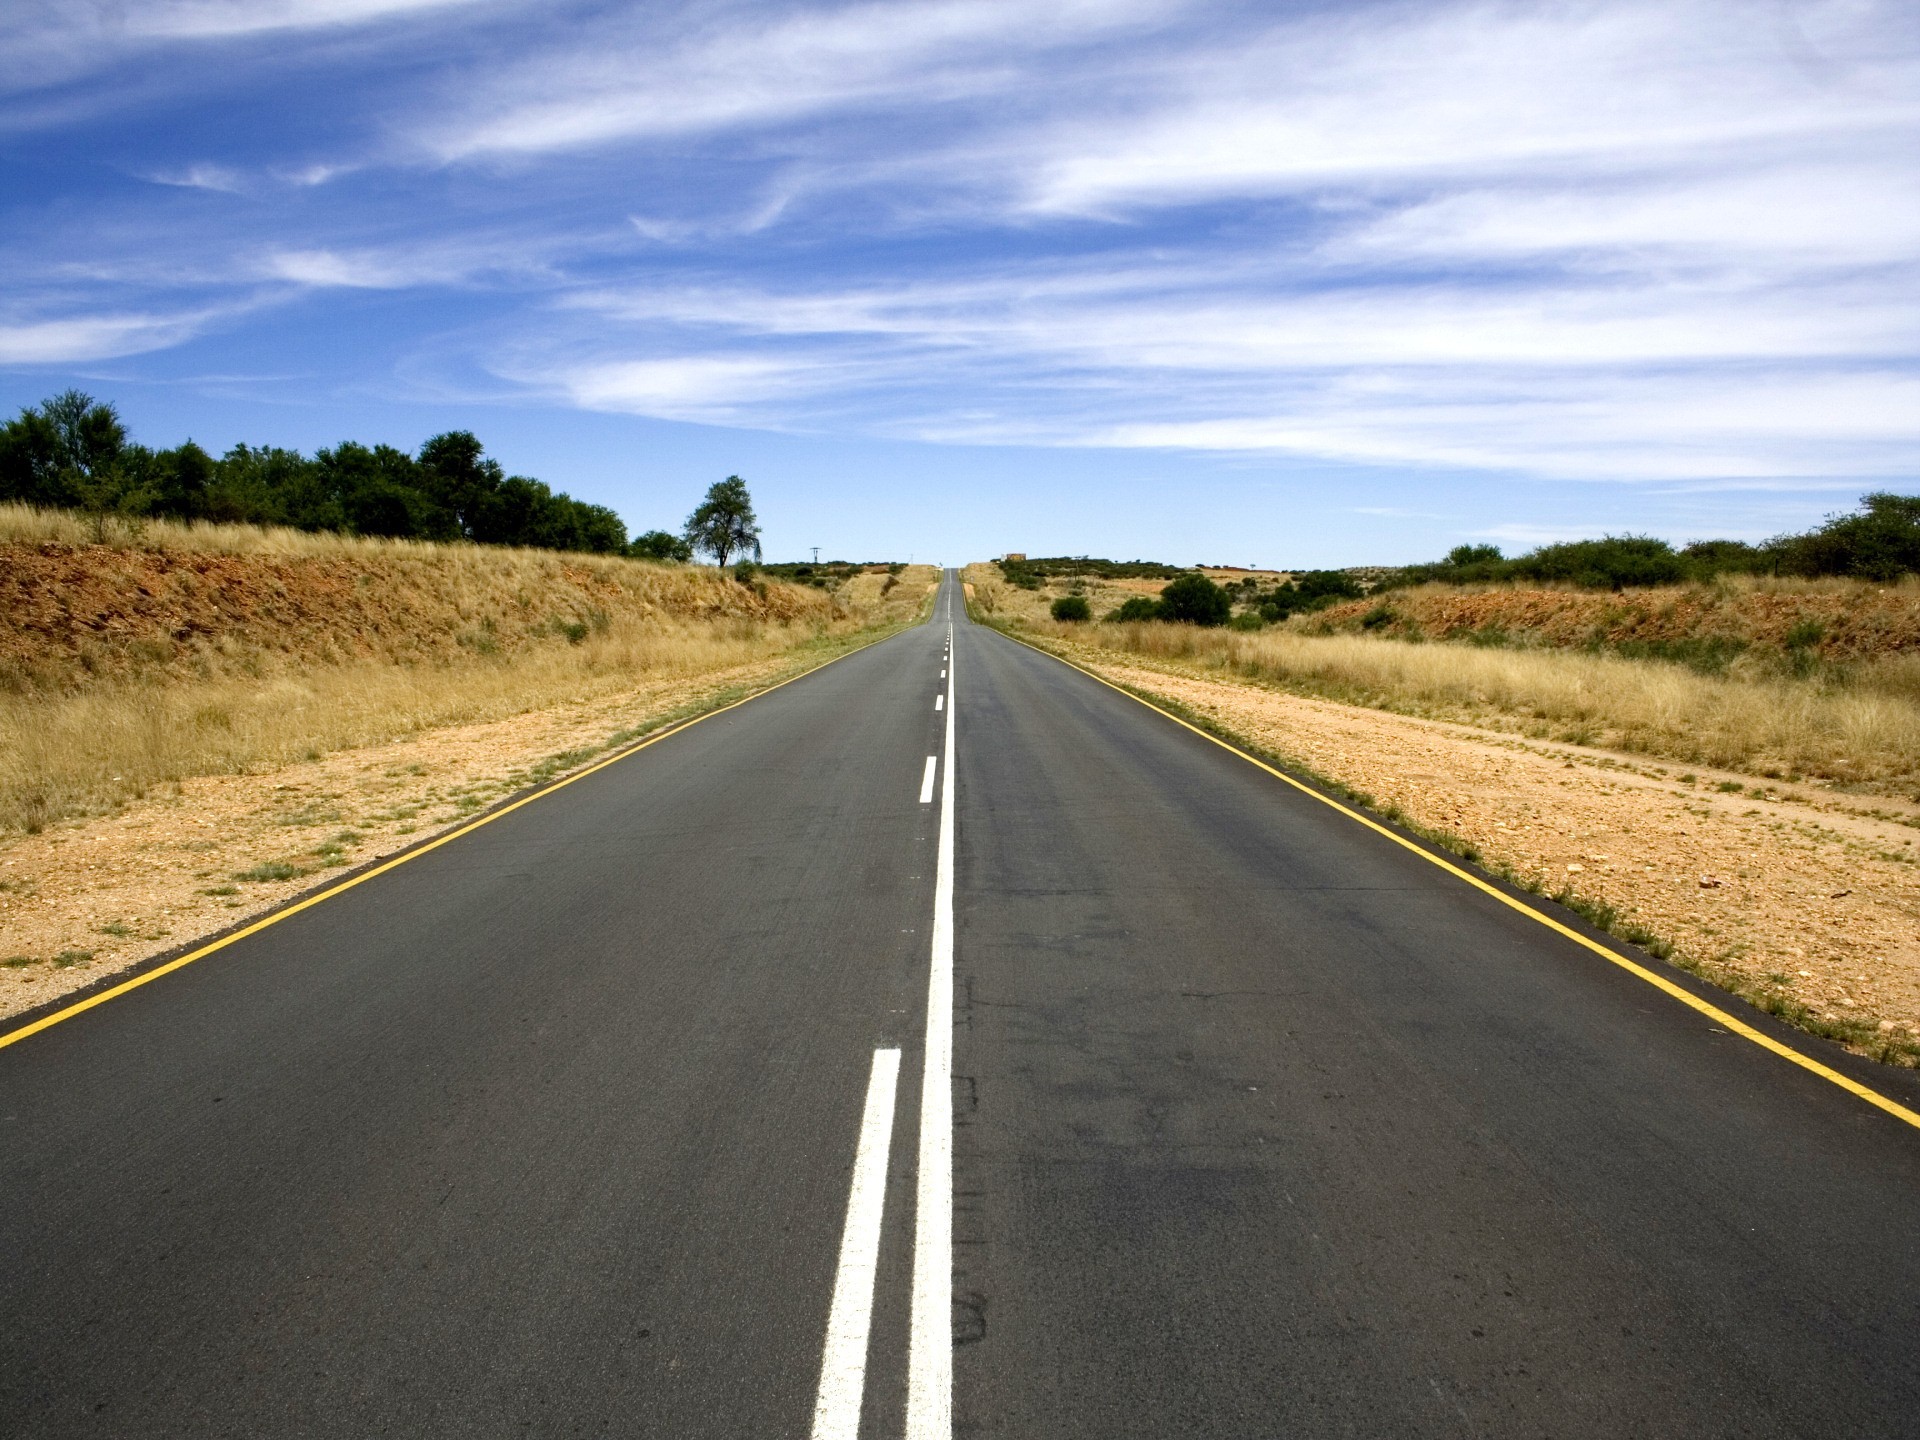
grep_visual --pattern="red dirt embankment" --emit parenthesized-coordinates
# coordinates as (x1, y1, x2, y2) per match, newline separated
(1315, 582, 1920, 661)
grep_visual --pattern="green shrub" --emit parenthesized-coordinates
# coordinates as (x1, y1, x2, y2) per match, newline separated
(997, 557, 1042, 589)
(1257, 569, 1365, 620)
(1155, 573, 1232, 626)
(629, 529, 692, 562)
(1107, 595, 1163, 622)
(1050, 595, 1092, 622)
(1227, 612, 1265, 631)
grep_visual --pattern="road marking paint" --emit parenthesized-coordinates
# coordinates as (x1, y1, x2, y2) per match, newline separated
(940, 669, 946, 678)
(935, 695, 944, 711)
(998, 631, 1920, 1137)
(811, 1047, 902, 1440)
(908, 628, 956, 1439)
(919, 756, 938, 804)
(0, 637, 893, 1054)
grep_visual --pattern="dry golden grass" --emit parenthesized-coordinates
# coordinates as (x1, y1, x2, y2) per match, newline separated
(3, 619, 790, 833)
(1012, 615, 1920, 792)
(0, 501, 498, 558)
(1, 505, 934, 833)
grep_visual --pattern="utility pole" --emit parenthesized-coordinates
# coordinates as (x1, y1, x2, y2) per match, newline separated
(811, 546, 820, 564)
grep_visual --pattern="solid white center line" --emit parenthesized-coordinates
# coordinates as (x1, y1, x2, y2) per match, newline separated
(919, 756, 937, 804)
(811, 1047, 903, 1440)
(907, 626, 955, 1439)
(935, 695, 944, 711)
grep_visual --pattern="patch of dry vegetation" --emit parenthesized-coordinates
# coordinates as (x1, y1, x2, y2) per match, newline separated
(1313, 576, 1920, 668)
(2, 506, 931, 834)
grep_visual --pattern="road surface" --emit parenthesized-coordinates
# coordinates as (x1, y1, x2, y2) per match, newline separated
(4, 572, 1919, 1437)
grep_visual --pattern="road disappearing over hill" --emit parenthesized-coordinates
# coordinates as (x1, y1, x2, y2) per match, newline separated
(4, 572, 1920, 1437)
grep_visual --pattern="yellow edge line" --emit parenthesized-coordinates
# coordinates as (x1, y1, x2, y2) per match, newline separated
(0, 634, 888, 1053)
(995, 626, 1920, 1134)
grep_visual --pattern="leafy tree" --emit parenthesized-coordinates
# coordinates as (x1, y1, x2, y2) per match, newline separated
(314, 442, 437, 539)
(1446, 543, 1502, 567)
(1772, 493, 1920, 581)
(1050, 594, 1092, 622)
(122, 442, 216, 522)
(630, 529, 693, 562)
(416, 431, 504, 540)
(1157, 572, 1232, 626)
(684, 475, 762, 568)
(0, 390, 128, 509)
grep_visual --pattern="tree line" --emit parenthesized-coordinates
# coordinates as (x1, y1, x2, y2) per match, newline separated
(1391, 495, 1920, 590)
(1028, 490, 1920, 632)
(0, 390, 767, 566)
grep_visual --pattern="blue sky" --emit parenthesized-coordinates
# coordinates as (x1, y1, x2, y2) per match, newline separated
(3, 0, 1917, 565)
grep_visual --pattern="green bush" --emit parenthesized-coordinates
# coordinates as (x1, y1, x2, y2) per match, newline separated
(1157, 572, 1232, 626)
(1256, 569, 1365, 621)
(997, 557, 1042, 589)
(1107, 595, 1163, 622)
(1516, 536, 1687, 590)
(1383, 495, 1920, 590)
(1773, 493, 1920, 581)
(1050, 595, 1092, 622)
(630, 529, 692, 562)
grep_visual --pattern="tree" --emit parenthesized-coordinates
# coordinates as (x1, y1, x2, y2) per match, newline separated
(684, 475, 762, 569)
(630, 529, 693, 562)
(1157, 572, 1232, 626)
(416, 431, 504, 540)
(0, 390, 128, 509)
(1773, 493, 1920, 581)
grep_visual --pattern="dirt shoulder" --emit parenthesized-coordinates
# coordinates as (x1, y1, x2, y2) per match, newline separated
(1019, 634, 1920, 1065)
(0, 641, 860, 1022)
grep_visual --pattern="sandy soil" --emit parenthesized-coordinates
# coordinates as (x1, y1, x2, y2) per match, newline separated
(0, 651, 815, 1021)
(1057, 649, 1920, 1049)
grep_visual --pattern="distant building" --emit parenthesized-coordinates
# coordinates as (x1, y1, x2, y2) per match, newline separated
(1003, 552, 1026, 561)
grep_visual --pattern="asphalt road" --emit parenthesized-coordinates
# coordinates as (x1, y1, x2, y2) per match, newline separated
(5, 572, 1920, 1437)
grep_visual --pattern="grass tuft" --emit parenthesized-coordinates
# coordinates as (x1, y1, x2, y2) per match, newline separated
(233, 861, 302, 883)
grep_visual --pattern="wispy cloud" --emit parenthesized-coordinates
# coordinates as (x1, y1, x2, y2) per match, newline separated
(419, 0, 1168, 160)
(145, 162, 251, 193)
(126, 0, 500, 40)
(0, 307, 225, 364)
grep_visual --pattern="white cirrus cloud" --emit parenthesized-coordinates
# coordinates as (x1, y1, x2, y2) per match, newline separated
(419, 0, 1170, 159)
(0, 307, 221, 364)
